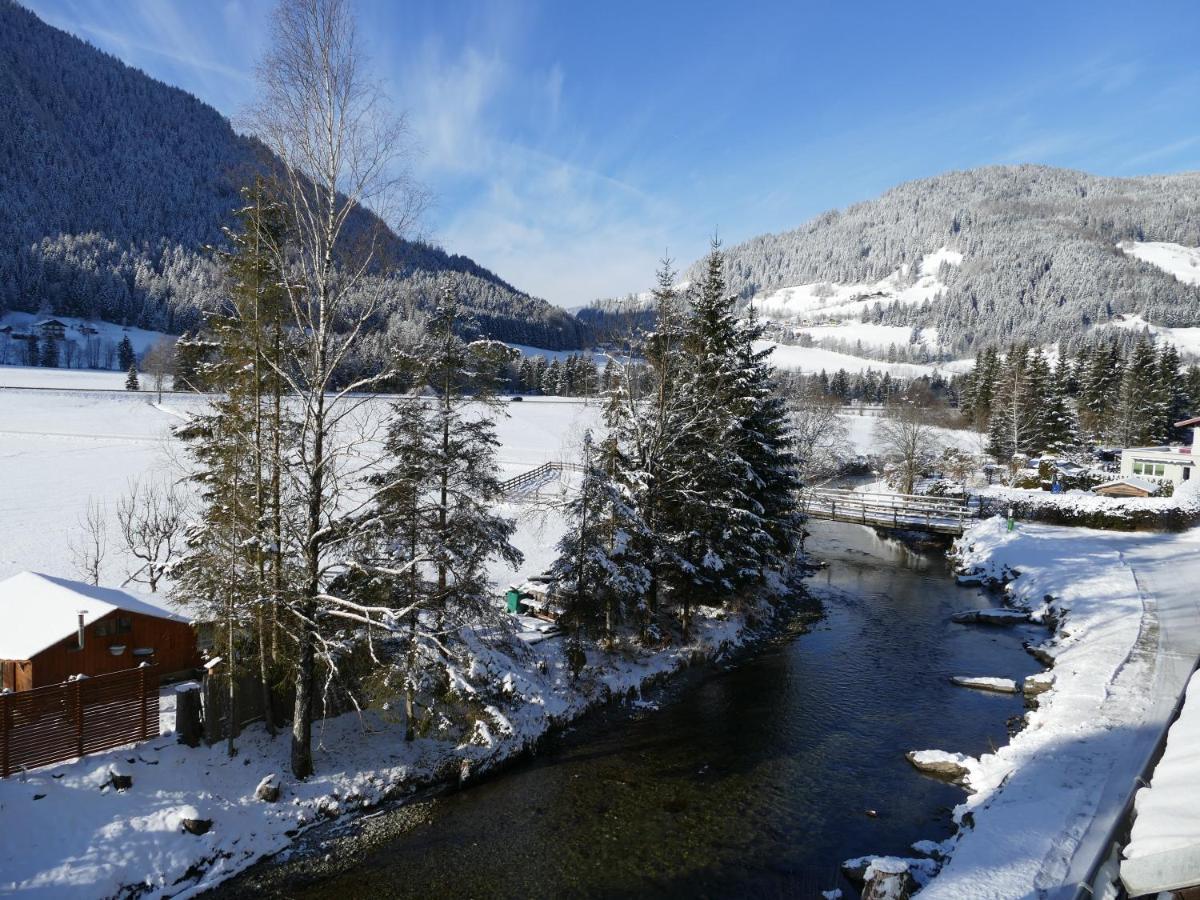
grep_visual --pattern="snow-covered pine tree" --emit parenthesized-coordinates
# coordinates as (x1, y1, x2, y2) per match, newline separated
(665, 239, 770, 616)
(1077, 339, 1123, 443)
(549, 430, 650, 674)
(349, 282, 522, 736)
(124, 362, 139, 391)
(173, 184, 295, 748)
(1111, 337, 1161, 448)
(732, 306, 804, 582)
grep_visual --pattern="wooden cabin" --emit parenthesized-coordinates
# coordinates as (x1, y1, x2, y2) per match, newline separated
(0, 572, 200, 692)
(1094, 476, 1161, 499)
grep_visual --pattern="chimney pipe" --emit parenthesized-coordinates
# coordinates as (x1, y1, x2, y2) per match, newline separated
(77, 611, 85, 650)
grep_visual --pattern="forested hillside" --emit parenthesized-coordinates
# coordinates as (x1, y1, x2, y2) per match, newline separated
(689, 165, 1200, 356)
(0, 0, 588, 349)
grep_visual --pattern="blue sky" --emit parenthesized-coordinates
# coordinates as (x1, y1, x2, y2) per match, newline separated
(24, 0, 1200, 306)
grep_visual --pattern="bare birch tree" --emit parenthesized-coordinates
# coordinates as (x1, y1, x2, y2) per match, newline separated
(69, 498, 108, 586)
(244, 0, 426, 778)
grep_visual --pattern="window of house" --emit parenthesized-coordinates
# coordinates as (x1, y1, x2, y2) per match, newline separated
(1134, 461, 1166, 477)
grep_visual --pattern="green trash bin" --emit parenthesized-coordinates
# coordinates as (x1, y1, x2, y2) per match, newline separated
(506, 588, 522, 614)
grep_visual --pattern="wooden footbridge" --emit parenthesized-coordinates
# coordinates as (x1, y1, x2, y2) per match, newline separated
(800, 487, 974, 536)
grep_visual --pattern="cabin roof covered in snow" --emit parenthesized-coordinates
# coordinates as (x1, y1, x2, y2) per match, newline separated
(0, 571, 187, 660)
(1095, 476, 1162, 496)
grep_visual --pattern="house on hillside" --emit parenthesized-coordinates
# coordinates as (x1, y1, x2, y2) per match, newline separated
(34, 319, 67, 340)
(1117, 416, 1200, 488)
(0, 572, 200, 692)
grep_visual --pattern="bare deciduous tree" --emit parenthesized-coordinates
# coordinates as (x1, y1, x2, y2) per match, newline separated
(244, 0, 427, 779)
(875, 402, 940, 495)
(116, 478, 185, 593)
(143, 338, 176, 402)
(790, 389, 851, 484)
(69, 498, 108, 586)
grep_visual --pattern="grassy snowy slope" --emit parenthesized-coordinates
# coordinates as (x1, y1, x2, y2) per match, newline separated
(1118, 240, 1200, 286)
(749, 247, 961, 324)
(758, 340, 950, 378)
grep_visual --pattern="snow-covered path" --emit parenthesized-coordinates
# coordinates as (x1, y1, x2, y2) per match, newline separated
(918, 520, 1200, 899)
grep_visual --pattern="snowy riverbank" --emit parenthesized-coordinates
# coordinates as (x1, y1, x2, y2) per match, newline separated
(0, 604, 767, 898)
(906, 517, 1200, 898)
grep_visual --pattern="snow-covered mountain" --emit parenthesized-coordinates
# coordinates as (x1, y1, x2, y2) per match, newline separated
(691, 165, 1200, 359)
(0, 1, 589, 350)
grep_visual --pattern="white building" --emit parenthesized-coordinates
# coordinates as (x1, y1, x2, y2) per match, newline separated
(1118, 416, 1200, 487)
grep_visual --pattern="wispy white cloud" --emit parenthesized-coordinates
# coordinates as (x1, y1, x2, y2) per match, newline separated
(1123, 135, 1200, 171)
(397, 39, 681, 306)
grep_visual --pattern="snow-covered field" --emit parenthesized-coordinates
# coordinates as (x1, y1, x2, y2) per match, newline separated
(0, 385, 600, 589)
(1118, 240, 1200, 287)
(757, 340, 950, 378)
(911, 517, 1200, 898)
(1106, 312, 1200, 359)
(750, 247, 961, 323)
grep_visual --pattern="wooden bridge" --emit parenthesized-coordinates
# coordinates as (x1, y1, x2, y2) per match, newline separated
(800, 487, 974, 536)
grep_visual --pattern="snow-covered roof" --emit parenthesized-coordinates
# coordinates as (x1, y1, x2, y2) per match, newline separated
(1095, 477, 1161, 495)
(0, 571, 187, 660)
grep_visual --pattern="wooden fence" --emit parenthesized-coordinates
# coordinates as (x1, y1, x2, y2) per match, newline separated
(0, 666, 159, 777)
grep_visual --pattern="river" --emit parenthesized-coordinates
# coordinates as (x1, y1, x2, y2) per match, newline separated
(215, 520, 1042, 899)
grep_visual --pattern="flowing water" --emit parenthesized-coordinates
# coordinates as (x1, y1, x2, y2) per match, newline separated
(219, 520, 1041, 899)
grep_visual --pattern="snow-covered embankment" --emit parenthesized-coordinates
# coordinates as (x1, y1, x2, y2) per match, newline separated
(909, 517, 1200, 898)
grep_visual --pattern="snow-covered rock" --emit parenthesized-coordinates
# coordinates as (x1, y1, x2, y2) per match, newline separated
(1022, 671, 1055, 697)
(905, 750, 975, 785)
(951, 608, 1028, 626)
(950, 676, 1019, 694)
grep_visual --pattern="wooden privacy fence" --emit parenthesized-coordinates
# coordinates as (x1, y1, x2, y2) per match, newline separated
(0, 666, 159, 777)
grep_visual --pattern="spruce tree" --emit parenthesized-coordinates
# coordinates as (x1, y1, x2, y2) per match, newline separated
(549, 430, 650, 673)
(354, 282, 522, 732)
(117, 335, 135, 372)
(124, 363, 139, 391)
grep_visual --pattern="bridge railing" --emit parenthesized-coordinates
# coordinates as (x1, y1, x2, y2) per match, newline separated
(799, 487, 973, 534)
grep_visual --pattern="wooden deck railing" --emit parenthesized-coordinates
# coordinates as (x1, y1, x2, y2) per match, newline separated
(0, 666, 159, 777)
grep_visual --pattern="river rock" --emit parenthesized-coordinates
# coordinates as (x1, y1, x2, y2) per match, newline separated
(254, 773, 281, 803)
(1023, 672, 1055, 696)
(950, 676, 1019, 694)
(951, 608, 1028, 626)
(1023, 642, 1057, 666)
(905, 749, 974, 785)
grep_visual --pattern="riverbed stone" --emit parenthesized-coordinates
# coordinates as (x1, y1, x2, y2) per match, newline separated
(950, 676, 1019, 694)
(905, 749, 974, 785)
(1023, 672, 1055, 696)
(951, 608, 1029, 626)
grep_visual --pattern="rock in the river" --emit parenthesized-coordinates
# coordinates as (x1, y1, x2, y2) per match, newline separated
(254, 773, 281, 803)
(950, 675, 1019, 694)
(1023, 671, 1055, 696)
(952, 608, 1028, 626)
(905, 749, 975, 785)
(1023, 641, 1057, 666)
